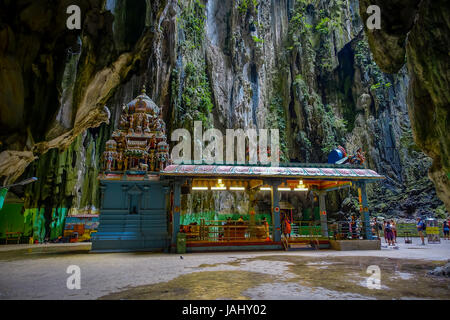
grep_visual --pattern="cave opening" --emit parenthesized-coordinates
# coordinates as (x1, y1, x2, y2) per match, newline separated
(336, 41, 357, 132)
(123, 0, 147, 49)
(250, 64, 259, 128)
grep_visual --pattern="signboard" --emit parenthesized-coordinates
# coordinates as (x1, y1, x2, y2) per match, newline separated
(64, 215, 99, 242)
(426, 227, 439, 235)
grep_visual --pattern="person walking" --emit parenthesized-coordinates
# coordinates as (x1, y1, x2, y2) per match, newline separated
(372, 218, 380, 240)
(443, 221, 449, 240)
(390, 219, 397, 244)
(283, 218, 292, 239)
(416, 217, 426, 245)
(384, 221, 395, 246)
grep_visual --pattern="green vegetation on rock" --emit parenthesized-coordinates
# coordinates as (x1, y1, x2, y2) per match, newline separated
(171, 0, 214, 131)
(267, 95, 289, 163)
(179, 0, 206, 49)
(237, 0, 259, 15)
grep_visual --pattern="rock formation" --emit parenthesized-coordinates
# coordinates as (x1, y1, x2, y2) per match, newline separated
(359, 0, 449, 212)
(0, 0, 447, 237)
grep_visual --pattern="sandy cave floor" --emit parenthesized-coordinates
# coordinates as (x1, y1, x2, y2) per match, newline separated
(0, 238, 449, 300)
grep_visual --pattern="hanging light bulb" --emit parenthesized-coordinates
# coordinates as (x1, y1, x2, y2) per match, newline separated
(211, 186, 226, 190)
(294, 179, 308, 191)
(211, 178, 226, 190)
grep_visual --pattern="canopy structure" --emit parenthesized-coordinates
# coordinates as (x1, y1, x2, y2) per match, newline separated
(161, 164, 384, 192)
(160, 163, 385, 252)
(161, 164, 383, 180)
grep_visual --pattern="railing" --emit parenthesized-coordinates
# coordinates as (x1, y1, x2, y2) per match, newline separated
(181, 219, 416, 243)
(290, 221, 323, 238)
(181, 219, 273, 242)
(183, 220, 326, 242)
(328, 221, 372, 240)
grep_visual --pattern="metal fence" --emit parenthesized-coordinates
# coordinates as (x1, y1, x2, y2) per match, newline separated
(328, 221, 371, 240)
(290, 221, 323, 238)
(182, 219, 325, 242)
(181, 220, 449, 243)
(182, 219, 274, 242)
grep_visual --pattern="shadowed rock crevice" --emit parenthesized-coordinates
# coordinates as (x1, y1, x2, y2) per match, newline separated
(359, 0, 450, 212)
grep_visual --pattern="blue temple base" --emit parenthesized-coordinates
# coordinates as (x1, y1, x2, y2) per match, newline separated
(91, 178, 170, 252)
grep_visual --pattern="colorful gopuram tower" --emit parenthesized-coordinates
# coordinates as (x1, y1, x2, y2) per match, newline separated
(92, 86, 171, 252)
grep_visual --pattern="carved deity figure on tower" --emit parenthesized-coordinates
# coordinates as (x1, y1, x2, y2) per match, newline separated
(101, 85, 170, 173)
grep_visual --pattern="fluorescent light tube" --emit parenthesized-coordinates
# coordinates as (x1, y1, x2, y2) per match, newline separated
(211, 186, 227, 190)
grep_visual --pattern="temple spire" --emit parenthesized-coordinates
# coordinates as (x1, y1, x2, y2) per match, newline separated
(141, 84, 146, 95)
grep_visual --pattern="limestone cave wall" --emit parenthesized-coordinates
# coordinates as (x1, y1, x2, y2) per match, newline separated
(0, 0, 447, 239)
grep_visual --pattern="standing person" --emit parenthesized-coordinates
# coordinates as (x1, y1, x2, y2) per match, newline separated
(224, 217, 232, 240)
(378, 219, 383, 240)
(283, 217, 292, 239)
(416, 217, 426, 245)
(443, 221, 450, 240)
(384, 221, 394, 246)
(390, 219, 397, 244)
(372, 217, 380, 240)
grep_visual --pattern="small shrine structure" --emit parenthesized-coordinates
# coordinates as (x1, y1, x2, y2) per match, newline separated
(92, 86, 171, 252)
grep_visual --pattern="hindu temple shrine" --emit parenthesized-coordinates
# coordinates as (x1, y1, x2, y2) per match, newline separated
(91, 86, 385, 253)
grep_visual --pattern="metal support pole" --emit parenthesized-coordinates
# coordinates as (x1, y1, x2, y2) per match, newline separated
(171, 180, 182, 249)
(271, 180, 281, 242)
(318, 192, 328, 238)
(358, 181, 372, 240)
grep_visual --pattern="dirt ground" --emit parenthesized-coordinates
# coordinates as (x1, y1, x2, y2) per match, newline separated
(0, 238, 449, 300)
